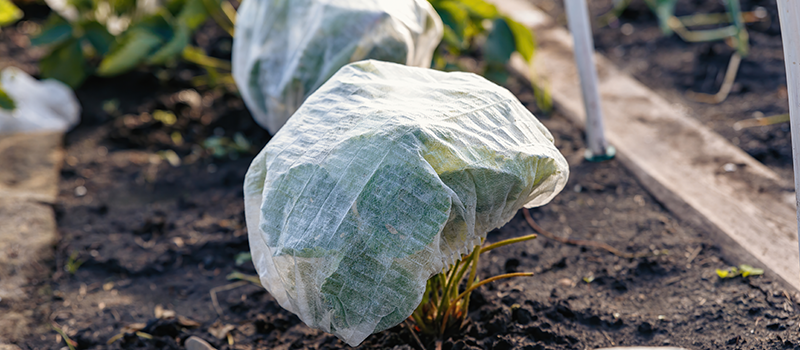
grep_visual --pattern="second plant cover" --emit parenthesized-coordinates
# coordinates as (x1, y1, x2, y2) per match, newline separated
(232, 0, 443, 134)
(244, 60, 569, 346)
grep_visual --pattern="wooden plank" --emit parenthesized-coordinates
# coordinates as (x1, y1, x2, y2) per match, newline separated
(0, 132, 63, 202)
(489, 0, 800, 291)
(0, 132, 62, 343)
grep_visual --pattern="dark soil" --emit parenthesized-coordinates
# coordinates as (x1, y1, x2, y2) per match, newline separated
(3, 5, 800, 350)
(528, 0, 793, 181)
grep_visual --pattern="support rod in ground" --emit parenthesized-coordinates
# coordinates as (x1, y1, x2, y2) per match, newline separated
(776, 0, 800, 283)
(564, 0, 615, 161)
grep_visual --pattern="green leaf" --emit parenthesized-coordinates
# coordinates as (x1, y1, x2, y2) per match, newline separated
(483, 65, 509, 84)
(715, 268, 729, 278)
(437, 26, 460, 51)
(68, 0, 94, 12)
(484, 18, 515, 64)
(0, 0, 23, 27)
(0, 86, 15, 111)
(165, 0, 188, 15)
(98, 29, 163, 76)
(129, 13, 174, 40)
(454, 0, 498, 18)
(433, 1, 470, 45)
(39, 39, 88, 87)
(176, 0, 208, 30)
(739, 264, 763, 277)
(81, 21, 115, 55)
(110, 0, 137, 15)
(504, 17, 535, 61)
(234, 252, 252, 266)
(645, 0, 678, 34)
(147, 23, 189, 64)
(30, 16, 73, 46)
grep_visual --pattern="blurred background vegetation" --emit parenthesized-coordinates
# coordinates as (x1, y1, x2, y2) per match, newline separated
(0, 0, 536, 90)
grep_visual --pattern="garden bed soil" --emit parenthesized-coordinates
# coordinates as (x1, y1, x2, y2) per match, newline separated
(528, 0, 793, 182)
(2, 73, 799, 349)
(2, 5, 800, 350)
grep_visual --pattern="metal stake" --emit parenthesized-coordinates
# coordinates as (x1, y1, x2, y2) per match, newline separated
(775, 0, 800, 281)
(565, 0, 615, 161)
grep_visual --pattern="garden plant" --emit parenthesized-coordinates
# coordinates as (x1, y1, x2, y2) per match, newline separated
(243, 59, 568, 346)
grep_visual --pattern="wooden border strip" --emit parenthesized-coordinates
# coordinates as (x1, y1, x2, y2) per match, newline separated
(0, 132, 62, 343)
(490, 0, 800, 291)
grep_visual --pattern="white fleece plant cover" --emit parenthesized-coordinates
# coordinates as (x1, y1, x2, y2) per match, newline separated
(244, 60, 569, 346)
(232, 0, 443, 134)
(0, 67, 81, 134)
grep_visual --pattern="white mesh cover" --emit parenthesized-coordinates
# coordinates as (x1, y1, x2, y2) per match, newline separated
(244, 60, 569, 346)
(0, 67, 80, 134)
(232, 0, 443, 134)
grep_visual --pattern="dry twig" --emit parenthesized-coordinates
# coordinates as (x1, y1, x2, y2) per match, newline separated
(210, 281, 249, 315)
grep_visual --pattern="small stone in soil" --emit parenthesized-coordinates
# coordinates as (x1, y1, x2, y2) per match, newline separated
(185, 336, 216, 350)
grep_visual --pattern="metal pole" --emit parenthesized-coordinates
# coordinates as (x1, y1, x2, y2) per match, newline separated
(564, 0, 615, 161)
(775, 0, 800, 280)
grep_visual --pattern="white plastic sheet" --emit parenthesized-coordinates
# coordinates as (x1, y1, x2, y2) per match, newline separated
(232, 0, 443, 134)
(0, 67, 81, 134)
(244, 60, 569, 346)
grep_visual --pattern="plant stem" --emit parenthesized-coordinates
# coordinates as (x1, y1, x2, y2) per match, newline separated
(442, 272, 534, 319)
(667, 16, 739, 42)
(201, 0, 235, 36)
(685, 52, 741, 104)
(405, 319, 427, 350)
(226, 271, 262, 286)
(182, 46, 233, 71)
(733, 113, 790, 130)
(461, 246, 481, 315)
(52, 323, 77, 350)
(480, 234, 537, 254)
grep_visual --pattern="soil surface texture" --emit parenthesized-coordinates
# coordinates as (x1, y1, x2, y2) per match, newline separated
(2, 3, 800, 350)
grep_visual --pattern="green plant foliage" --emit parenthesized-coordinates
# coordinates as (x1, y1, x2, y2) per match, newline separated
(30, 0, 232, 87)
(633, 0, 749, 56)
(30, 16, 73, 46)
(97, 27, 163, 76)
(412, 234, 536, 337)
(645, 0, 678, 34)
(716, 264, 764, 279)
(82, 21, 116, 55)
(428, 0, 535, 83)
(483, 18, 515, 64)
(0, 0, 23, 27)
(505, 17, 534, 62)
(203, 132, 251, 159)
(234, 252, 251, 266)
(39, 39, 88, 88)
(65, 251, 84, 275)
(0, 86, 15, 111)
